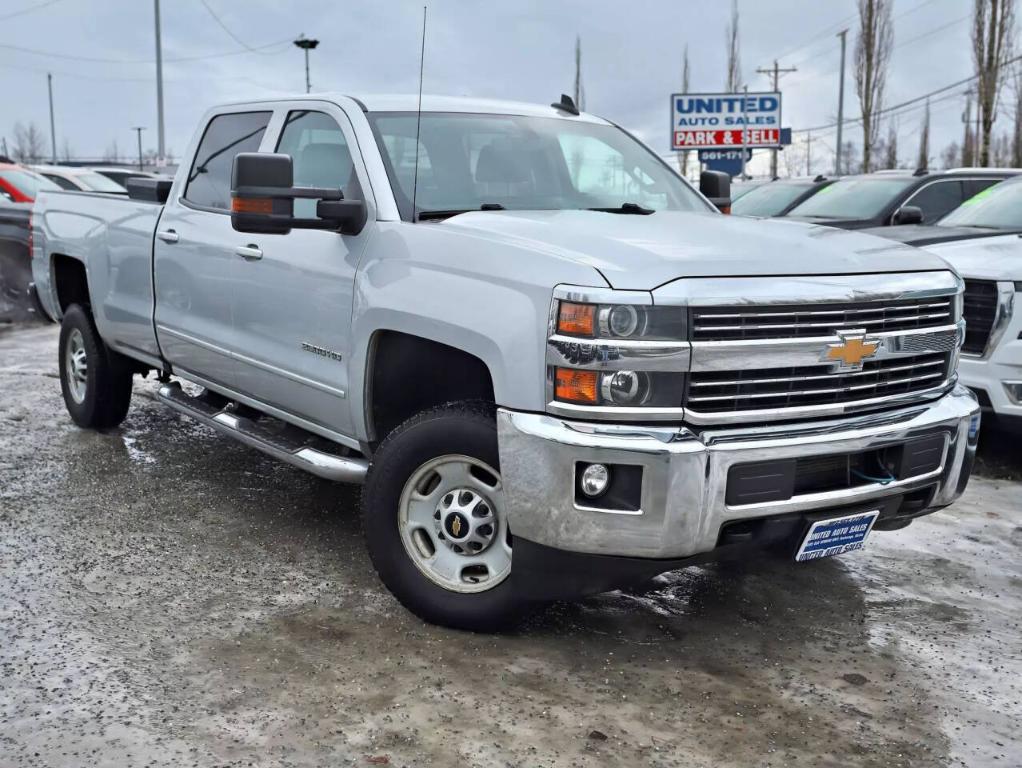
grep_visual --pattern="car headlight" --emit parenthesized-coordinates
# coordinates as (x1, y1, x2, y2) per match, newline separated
(553, 367, 684, 407)
(556, 301, 687, 340)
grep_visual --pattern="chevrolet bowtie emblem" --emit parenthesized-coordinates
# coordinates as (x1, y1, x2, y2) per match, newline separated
(451, 516, 462, 537)
(823, 331, 880, 371)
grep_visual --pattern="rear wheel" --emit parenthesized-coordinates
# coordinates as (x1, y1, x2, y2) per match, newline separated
(362, 402, 524, 630)
(58, 304, 134, 429)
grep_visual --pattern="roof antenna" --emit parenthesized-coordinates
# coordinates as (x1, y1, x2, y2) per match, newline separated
(411, 5, 427, 222)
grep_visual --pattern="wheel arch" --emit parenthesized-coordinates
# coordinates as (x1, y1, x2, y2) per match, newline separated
(363, 329, 498, 445)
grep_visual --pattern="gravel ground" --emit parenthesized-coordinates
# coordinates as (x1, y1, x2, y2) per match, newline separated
(1, 324, 1020, 768)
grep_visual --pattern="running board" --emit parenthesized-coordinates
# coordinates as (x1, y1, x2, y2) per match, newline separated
(156, 382, 368, 484)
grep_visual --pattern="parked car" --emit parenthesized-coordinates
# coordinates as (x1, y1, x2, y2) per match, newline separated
(865, 177, 1022, 431)
(785, 168, 1020, 229)
(32, 93, 979, 630)
(729, 178, 770, 201)
(89, 166, 166, 188)
(0, 162, 61, 203)
(30, 165, 127, 193)
(0, 197, 35, 322)
(731, 175, 834, 217)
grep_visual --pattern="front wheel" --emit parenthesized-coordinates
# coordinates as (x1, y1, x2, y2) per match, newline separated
(58, 304, 134, 430)
(361, 402, 524, 630)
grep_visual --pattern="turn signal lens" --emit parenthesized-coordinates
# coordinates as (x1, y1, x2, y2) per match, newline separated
(555, 368, 598, 404)
(231, 197, 274, 214)
(557, 301, 595, 336)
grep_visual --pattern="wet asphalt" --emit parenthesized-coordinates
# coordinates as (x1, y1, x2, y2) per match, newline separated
(1, 324, 1020, 768)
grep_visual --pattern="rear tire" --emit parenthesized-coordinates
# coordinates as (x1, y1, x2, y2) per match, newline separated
(58, 303, 133, 430)
(362, 401, 525, 631)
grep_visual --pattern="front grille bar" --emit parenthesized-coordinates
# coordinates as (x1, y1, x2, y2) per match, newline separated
(689, 358, 945, 388)
(695, 300, 950, 321)
(694, 312, 951, 333)
(687, 370, 945, 403)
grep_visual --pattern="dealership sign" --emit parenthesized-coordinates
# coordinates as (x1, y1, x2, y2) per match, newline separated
(671, 92, 782, 150)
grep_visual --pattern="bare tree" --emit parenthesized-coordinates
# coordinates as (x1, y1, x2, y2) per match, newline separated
(573, 35, 585, 111)
(882, 122, 898, 169)
(677, 45, 691, 176)
(972, 0, 1016, 166)
(842, 140, 862, 174)
(103, 139, 120, 163)
(940, 140, 962, 168)
(963, 89, 977, 165)
(1011, 61, 1022, 166)
(60, 138, 74, 162)
(12, 122, 48, 164)
(854, 0, 894, 172)
(725, 0, 741, 92)
(917, 100, 931, 169)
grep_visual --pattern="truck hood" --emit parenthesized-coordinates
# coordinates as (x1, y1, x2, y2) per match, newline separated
(439, 210, 945, 290)
(921, 233, 1022, 282)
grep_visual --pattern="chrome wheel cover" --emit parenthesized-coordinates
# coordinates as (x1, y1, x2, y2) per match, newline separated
(65, 328, 88, 404)
(398, 454, 511, 593)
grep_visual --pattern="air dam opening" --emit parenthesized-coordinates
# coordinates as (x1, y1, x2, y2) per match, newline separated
(725, 433, 946, 507)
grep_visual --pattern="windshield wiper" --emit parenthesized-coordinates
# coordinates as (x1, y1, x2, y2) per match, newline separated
(585, 202, 654, 215)
(417, 203, 505, 221)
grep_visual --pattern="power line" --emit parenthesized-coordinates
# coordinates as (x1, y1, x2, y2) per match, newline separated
(793, 54, 1022, 134)
(0, 0, 67, 22)
(0, 38, 292, 65)
(198, 0, 280, 55)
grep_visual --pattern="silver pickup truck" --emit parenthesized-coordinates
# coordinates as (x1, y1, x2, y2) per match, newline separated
(32, 93, 980, 630)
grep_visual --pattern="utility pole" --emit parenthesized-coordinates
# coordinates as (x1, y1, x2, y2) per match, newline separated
(740, 84, 749, 179)
(756, 59, 796, 178)
(154, 0, 165, 163)
(132, 127, 145, 171)
(806, 132, 812, 176)
(47, 72, 57, 163)
(835, 29, 847, 176)
(294, 35, 320, 93)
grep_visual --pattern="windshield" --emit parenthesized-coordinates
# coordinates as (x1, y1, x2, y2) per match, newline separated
(732, 181, 815, 217)
(939, 181, 1022, 229)
(0, 169, 60, 197)
(787, 176, 915, 219)
(75, 171, 126, 193)
(368, 112, 709, 220)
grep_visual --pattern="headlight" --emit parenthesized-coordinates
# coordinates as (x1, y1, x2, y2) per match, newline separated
(556, 301, 687, 340)
(554, 367, 684, 407)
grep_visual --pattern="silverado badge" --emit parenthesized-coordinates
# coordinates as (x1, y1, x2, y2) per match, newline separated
(823, 331, 880, 371)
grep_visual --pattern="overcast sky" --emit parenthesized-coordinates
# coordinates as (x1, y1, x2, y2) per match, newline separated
(0, 0, 1005, 175)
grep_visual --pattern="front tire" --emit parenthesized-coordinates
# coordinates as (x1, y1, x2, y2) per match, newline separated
(58, 304, 134, 429)
(362, 402, 524, 631)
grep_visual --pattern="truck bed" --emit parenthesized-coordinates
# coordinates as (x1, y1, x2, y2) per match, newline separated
(34, 189, 165, 363)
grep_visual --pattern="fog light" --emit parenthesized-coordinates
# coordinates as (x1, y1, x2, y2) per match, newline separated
(580, 463, 610, 497)
(1004, 381, 1022, 405)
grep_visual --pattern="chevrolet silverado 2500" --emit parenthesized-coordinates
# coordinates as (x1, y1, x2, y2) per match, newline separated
(32, 94, 980, 630)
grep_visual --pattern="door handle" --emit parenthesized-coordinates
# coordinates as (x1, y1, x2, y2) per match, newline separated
(235, 244, 263, 261)
(156, 229, 179, 243)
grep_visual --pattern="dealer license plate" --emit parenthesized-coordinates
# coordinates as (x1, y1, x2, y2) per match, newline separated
(795, 510, 880, 562)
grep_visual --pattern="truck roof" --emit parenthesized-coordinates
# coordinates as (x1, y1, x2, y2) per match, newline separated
(217, 92, 611, 124)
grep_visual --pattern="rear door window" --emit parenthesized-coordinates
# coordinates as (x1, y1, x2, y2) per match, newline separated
(184, 111, 272, 211)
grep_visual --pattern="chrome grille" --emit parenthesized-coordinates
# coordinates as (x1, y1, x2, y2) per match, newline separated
(686, 352, 950, 414)
(961, 279, 997, 355)
(692, 297, 954, 341)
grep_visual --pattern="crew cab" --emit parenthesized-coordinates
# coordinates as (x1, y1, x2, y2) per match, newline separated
(32, 94, 980, 630)
(785, 168, 1019, 229)
(866, 178, 1022, 431)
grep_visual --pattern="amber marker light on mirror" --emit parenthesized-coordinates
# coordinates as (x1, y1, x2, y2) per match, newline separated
(557, 301, 595, 336)
(231, 197, 274, 214)
(555, 368, 598, 404)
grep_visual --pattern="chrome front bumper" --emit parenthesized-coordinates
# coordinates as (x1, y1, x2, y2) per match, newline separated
(497, 385, 980, 559)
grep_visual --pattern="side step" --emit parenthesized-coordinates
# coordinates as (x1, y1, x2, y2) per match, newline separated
(156, 382, 369, 484)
